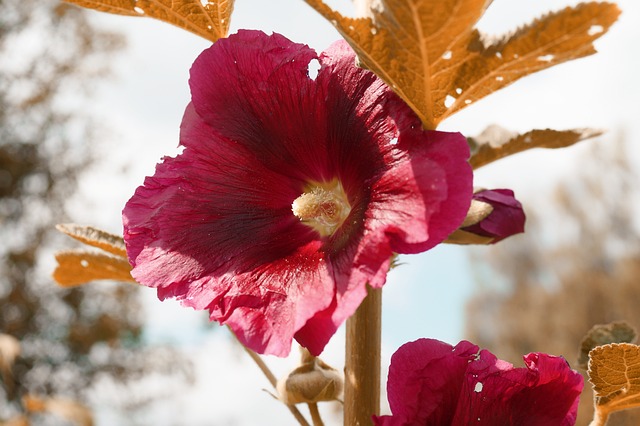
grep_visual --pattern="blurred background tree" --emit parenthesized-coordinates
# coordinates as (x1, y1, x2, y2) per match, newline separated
(465, 136, 640, 425)
(0, 1, 191, 424)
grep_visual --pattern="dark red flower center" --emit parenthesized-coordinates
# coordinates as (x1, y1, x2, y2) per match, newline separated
(291, 179, 351, 237)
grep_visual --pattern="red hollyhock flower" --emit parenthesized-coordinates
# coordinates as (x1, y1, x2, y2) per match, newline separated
(374, 339, 583, 426)
(122, 30, 473, 356)
(462, 188, 525, 243)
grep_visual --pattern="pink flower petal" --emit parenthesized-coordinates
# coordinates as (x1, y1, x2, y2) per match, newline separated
(376, 339, 583, 425)
(375, 339, 479, 425)
(455, 351, 583, 425)
(123, 31, 473, 356)
(462, 188, 526, 243)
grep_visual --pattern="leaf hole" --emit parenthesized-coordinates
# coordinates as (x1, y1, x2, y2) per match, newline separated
(371, 27, 378, 35)
(455, 88, 462, 95)
(80, 260, 89, 268)
(588, 25, 604, 36)
(537, 54, 554, 62)
(495, 51, 503, 59)
(465, 99, 472, 105)
(133, 6, 145, 14)
(307, 59, 320, 81)
(444, 95, 456, 108)
(442, 50, 452, 60)
(495, 76, 504, 82)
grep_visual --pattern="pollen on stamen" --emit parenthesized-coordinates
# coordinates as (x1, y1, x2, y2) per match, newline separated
(292, 183, 351, 237)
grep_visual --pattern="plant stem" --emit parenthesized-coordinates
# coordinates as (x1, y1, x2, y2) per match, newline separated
(588, 408, 610, 426)
(237, 335, 311, 426)
(308, 403, 324, 426)
(344, 286, 382, 425)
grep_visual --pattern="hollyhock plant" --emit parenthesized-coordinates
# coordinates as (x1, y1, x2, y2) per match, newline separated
(374, 338, 583, 426)
(122, 30, 473, 357)
(462, 188, 526, 243)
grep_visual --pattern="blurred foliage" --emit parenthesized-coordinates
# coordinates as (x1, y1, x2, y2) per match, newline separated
(465, 136, 640, 425)
(0, 1, 191, 424)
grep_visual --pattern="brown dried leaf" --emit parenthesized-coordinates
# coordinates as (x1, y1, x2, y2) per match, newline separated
(53, 250, 136, 287)
(56, 223, 127, 258)
(304, 0, 620, 129)
(468, 126, 602, 169)
(64, 0, 234, 42)
(23, 395, 93, 426)
(63, 0, 139, 16)
(579, 322, 637, 369)
(588, 343, 640, 414)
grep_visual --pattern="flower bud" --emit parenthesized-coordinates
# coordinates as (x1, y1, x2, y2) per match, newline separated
(446, 188, 525, 244)
(277, 348, 343, 405)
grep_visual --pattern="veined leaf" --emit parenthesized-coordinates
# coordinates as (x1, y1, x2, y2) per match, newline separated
(579, 322, 637, 370)
(53, 250, 136, 287)
(304, 0, 620, 129)
(64, 0, 234, 42)
(588, 343, 640, 416)
(468, 126, 602, 169)
(56, 223, 127, 258)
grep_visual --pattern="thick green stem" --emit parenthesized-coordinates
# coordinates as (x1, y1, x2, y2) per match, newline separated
(344, 286, 382, 425)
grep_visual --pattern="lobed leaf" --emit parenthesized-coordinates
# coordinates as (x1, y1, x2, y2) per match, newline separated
(588, 343, 640, 414)
(579, 322, 637, 369)
(468, 126, 602, 169)
(53, 250, 136, 287)
(64, 0, 234, 42)
(304, 0, 620, 129)
(56, 223, 127, 257)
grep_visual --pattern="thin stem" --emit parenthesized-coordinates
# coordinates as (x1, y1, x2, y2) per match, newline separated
(235, 334, 311, 426)
(240, 343, 278, 387)
(344, 286, 382, 425)
(308, 403, 324, 426)
(589, 407, 610, 426)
